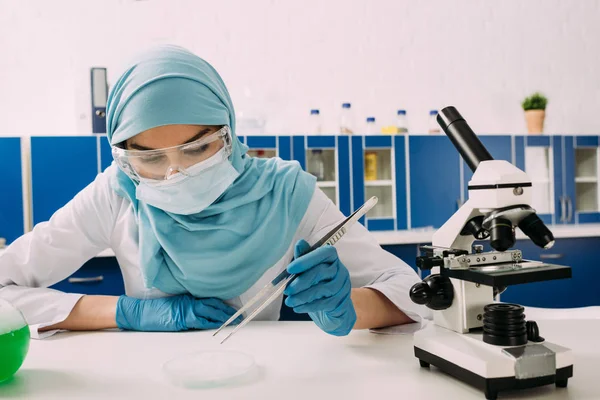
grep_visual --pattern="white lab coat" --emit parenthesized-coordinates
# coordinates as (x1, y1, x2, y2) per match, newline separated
(0, 165, 430, 338)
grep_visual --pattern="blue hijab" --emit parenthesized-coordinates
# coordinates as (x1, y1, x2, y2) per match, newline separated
(106, 45, 316, 300)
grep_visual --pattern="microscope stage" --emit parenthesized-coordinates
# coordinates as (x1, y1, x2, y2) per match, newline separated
(443, 261, 571, 287)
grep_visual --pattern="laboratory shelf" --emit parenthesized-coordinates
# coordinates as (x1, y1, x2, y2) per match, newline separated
(365, 180, 394, 187)
(316, 181, 337, 188)
(575, 177, 598, 183)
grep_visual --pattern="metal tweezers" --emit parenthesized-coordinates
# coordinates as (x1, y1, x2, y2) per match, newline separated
(213, 196, 379, 344)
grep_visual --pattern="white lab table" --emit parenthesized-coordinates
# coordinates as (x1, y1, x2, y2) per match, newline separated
(2, 318, 599, 400)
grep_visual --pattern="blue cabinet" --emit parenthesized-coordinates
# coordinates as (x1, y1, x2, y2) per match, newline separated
(293, 136, 352, 216)
(99, 136, 114, 171)
(514, 136, 559, 225)
(0, 138, 25, 244)
(31, 136, 99, 224)
(239, 136, 292, 161)
(382, 244, 420, 272)
(409, 136, 461, 229)
(351, 135, 405, 230)
(51, 257, 125, 296)
(515, 135, 600, 225)
(564, 136, 600, 224)
(501, 237, 600, 308)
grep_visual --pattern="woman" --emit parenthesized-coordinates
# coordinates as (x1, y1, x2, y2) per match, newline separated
(0, 45, 428, 339)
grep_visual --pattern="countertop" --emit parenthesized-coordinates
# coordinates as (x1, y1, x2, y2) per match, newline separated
(1, 224, 599, 258)
(2, 314, 600, 399)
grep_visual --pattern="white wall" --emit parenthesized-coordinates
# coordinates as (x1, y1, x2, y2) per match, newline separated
(1, 0, 599, 137)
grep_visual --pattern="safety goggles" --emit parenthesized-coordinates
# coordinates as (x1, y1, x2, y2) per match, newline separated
(112, 125, 233, 182)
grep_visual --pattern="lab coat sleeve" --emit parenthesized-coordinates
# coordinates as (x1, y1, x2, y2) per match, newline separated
(305, 189, 432, 325)
(0, 171, 118, 338)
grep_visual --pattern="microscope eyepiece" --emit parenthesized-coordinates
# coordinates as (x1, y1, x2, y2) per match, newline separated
(437, 106, 493, 172)
(518, 213, 555, 249)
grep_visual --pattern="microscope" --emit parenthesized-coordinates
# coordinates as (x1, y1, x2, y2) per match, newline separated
(409, 107, 573, 400)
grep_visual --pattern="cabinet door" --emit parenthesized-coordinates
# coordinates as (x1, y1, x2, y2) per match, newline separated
(244, 136, 278, 159)
(292, 136, 351, 216)
(462, 136, 513, 202)
(382, 244, 420, 272)
(352, 136, 399, 231)
(0, 138, 25, 244)
(409, 136, 461, 229)
(500, 237, 600, 308)
(31, 137, 99, 225)
(99, 136, 114, 171)
(514, 136, 558, 225)
(567, 136, 600, 224)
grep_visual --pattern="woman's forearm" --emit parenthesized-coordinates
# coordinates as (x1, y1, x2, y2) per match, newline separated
(39, 295, 118, 332)
(351, 288, 414, 330)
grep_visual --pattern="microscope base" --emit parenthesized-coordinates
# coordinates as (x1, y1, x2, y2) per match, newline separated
(414, 324, 573, 400)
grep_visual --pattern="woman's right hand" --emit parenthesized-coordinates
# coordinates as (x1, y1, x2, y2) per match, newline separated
(115, 294, 240, 332)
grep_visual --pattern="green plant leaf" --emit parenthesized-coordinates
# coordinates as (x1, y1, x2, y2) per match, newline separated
(522, 92, 548, 110)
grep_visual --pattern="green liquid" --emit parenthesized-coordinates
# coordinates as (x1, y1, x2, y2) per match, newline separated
(0, 325, 30, 383)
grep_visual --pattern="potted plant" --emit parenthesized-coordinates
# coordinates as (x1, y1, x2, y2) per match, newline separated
(522, 92, 548, 134)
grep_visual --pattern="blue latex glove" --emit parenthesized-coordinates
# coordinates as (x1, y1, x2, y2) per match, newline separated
(116, 294, 241, 332)
(283, 240, 357, 336)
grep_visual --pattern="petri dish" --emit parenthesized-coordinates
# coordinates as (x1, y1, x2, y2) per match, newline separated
(162, 350, 256, 389)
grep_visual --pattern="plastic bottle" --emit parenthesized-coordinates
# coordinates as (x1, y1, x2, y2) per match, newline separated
(309, 150, 326, 181)
(339, 103, 354, 135)
(428, 110, 441, 134)
(365, 117, 377, 135)
(396, 110, 408, 134)
(309, 109, 322, 135)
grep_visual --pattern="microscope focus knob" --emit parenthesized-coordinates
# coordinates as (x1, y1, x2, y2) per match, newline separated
(409, 275, 454, 310)
(416, 256, 444, 270)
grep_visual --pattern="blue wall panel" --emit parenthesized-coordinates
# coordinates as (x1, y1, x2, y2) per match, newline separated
(0, 138, 24, 243)
(31, 137, 98, 224)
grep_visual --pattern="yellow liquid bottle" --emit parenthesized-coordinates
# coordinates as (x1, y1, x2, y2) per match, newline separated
(365, 152, 378, 181)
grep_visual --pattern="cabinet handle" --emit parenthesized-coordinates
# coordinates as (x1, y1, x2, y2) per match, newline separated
(559, 196, 566, 223)
(566, 196, 573, 222)
(68, 276, 104, 283)
(539, 254, 563, 260)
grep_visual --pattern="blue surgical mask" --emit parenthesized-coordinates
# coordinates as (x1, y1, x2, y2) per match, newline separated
(135, 148, 240, 215)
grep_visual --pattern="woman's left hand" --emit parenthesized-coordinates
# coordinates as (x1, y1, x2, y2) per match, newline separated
(283, 239, 357, 336)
